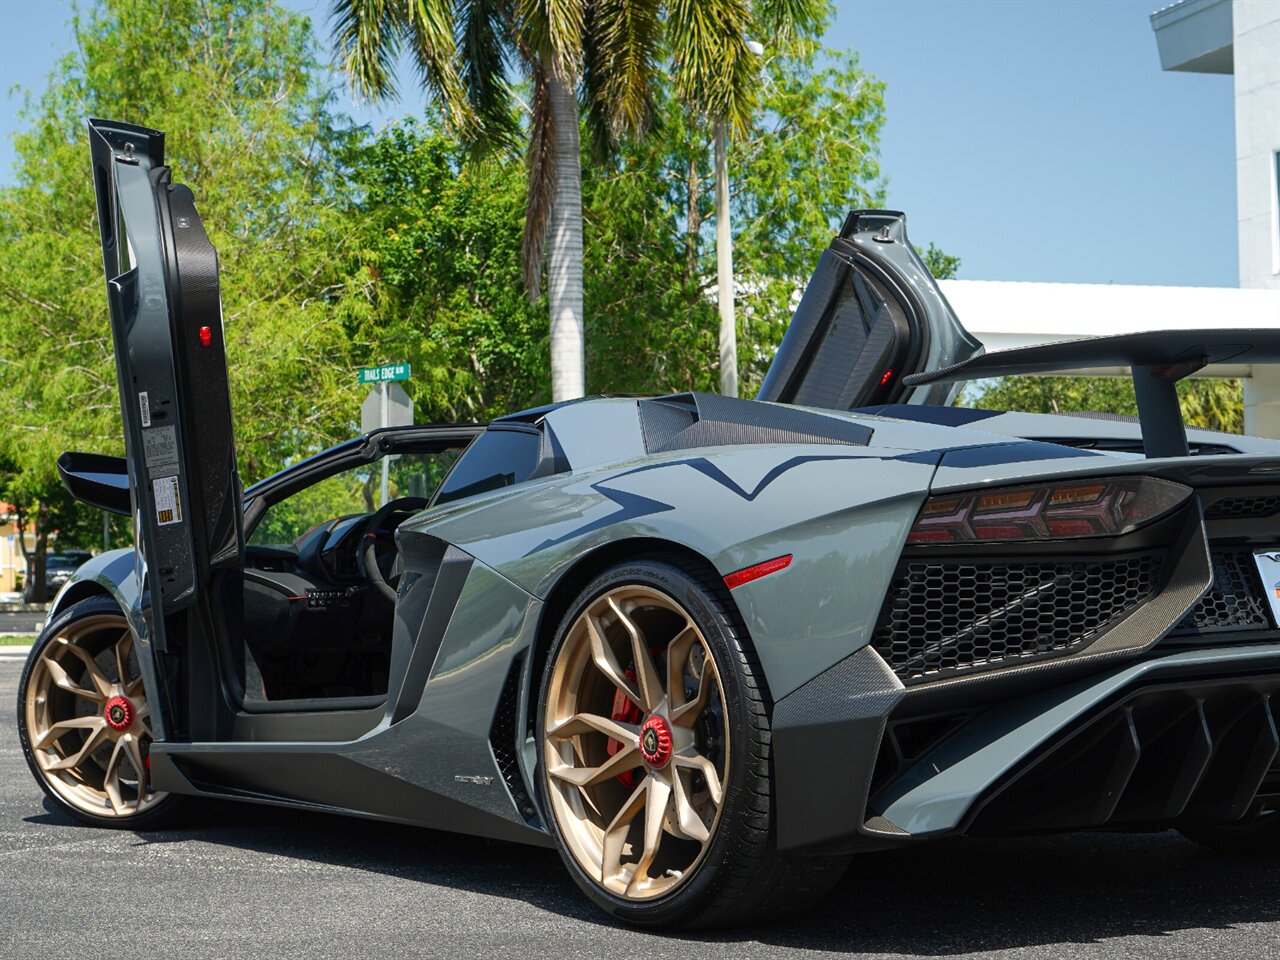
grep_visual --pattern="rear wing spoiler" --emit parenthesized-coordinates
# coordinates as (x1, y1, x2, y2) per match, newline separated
(901, 328, 1280, 458)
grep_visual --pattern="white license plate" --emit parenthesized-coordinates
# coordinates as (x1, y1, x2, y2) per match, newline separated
(1254, 550, 1280, 627)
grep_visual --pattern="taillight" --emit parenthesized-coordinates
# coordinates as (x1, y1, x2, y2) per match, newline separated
(907, 476, 1191, 545)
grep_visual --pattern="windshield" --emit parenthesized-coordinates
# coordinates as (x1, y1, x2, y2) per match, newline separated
(248, 450, 462, 547)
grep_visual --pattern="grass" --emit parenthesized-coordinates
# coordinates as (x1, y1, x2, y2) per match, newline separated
(0, 635, 36, 645)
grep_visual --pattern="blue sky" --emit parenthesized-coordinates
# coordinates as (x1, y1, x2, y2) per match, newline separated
(0, 0, 1238, 287)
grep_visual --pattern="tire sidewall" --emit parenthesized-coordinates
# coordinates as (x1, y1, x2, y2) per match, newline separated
(536, 557, 767, 926)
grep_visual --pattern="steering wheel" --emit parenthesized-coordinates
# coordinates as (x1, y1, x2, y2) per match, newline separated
(357, 496, 430, 602)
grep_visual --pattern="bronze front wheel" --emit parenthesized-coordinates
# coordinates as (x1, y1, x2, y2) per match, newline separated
(18, 596, 177, 827)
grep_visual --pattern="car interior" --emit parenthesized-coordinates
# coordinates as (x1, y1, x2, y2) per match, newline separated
(224, 445, 468, 708)
(212, 421, 553, 713)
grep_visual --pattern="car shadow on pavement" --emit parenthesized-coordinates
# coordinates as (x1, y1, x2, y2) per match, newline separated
(740, 830, 1280, 954)
(33, 797, 1280, 953)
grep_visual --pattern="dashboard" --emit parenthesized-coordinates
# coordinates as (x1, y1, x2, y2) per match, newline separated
(245, 508, 421, 592)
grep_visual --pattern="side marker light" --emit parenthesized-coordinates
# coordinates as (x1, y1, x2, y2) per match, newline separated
(724, 554, 793, 590)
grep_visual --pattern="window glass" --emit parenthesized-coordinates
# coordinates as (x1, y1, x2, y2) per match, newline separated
(249, 450, 462, 546)
(433, 429, 542, 506)
(1273, 150, 1280, 275)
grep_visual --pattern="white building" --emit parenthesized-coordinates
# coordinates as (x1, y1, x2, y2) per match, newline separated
(1152, 0, 1280, 291)
(1149, 0, 1280, 437)
(915, 2, 1278, 440)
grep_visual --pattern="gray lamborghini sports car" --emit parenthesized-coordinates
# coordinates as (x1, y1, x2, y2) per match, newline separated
(17, 119, 1280, 929)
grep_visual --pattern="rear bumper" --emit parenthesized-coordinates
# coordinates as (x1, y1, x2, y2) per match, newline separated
(773, 640, 1280, 852)
(879, 641, 1280, 836)
(770, 476, 1280, 853)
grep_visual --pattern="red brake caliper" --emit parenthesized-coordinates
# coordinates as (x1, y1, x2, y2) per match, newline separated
(607, 668, 643, 788)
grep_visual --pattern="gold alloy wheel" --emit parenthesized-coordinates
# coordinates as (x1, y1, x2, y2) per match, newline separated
(544, 585, 729, 900)
(24, 613, 166, 818)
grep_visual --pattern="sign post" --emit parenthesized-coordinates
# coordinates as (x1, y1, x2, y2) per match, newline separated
(357, 364, 413, 508)
(380, 382, 389, 507)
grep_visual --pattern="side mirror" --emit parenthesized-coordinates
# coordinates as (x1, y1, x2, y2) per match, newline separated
(57, 452, 131, 516)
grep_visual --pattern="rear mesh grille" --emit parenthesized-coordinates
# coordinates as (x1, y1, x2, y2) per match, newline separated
(1172, 550, 1270, 635)
(872, 554, 1161, 683)
(1204, 496, 1280, 520)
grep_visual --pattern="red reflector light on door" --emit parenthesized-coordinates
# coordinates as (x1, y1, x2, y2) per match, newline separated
(198, 325, 212, 348)
(724, 554, 793, 590)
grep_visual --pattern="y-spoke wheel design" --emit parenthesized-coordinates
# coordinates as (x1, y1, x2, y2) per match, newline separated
(544, 584, 729, 901)
(19, 600, 169, 822)
(539, 557, 850, 929)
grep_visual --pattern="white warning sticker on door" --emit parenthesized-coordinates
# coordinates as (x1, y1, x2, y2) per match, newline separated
(142, 425, 179, 475)
(138, 391, 152, 428)
(152, 475, 183, 526)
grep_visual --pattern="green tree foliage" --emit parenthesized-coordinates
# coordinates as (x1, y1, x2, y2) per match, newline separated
(966, 376, 1245, 434)
(0, 0, 935, 594)
(583, 46, 888, 395)
(0, 0, 364, 594)
(347, 119, 550, 422)
(331, 0, 841, 402)
(918, 243, 960, 280)
(733, 48, 888, 392)
(348, 45, 896, 414)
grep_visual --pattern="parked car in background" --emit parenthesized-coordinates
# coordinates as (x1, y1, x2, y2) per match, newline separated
(45, 552, 92, 592)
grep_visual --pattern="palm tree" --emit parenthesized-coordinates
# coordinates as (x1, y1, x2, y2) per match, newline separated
(332, 0, 662, 401)
(669, 0, 826, 398)
(331, 1, 816, 402)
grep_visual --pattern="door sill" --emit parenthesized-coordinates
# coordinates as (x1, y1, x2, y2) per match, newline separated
(239, 693, 387, 714)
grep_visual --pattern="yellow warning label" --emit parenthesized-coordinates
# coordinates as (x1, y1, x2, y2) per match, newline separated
(152, 475, 182, 526)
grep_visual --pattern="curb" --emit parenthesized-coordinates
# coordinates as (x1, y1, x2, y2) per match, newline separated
(0, 646, 33, 658)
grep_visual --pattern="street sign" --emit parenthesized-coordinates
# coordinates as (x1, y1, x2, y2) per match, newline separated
(361, 382, 414, 434)
(358, 363, 411, 384)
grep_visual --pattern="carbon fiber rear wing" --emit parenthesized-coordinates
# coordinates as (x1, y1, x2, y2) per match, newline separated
(901, 328, 1280, 458)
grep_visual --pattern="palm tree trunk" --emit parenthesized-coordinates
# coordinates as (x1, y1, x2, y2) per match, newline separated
(547, 72, 585, 401)
(715, 122, 737, 398)
(686, 155, 701, 280)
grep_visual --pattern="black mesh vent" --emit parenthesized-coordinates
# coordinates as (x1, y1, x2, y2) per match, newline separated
(872, 554, 1162, 683)
(1204, 495, 1280, 520)
(1172, 550, 1270, 635)
(490, 657, 537, 822)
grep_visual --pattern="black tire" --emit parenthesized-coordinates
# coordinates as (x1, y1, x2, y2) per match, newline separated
(17, 595, 182, 830)
(536, 554, 848, 929)
(1179, 806, 1280, 855)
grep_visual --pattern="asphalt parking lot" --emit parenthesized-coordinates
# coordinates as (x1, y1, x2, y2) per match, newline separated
(2, 654, 1279, 960)
(0, 610, 44, 636)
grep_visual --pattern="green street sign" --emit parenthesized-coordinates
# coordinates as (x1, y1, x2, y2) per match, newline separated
(358, 363, 411, 384)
